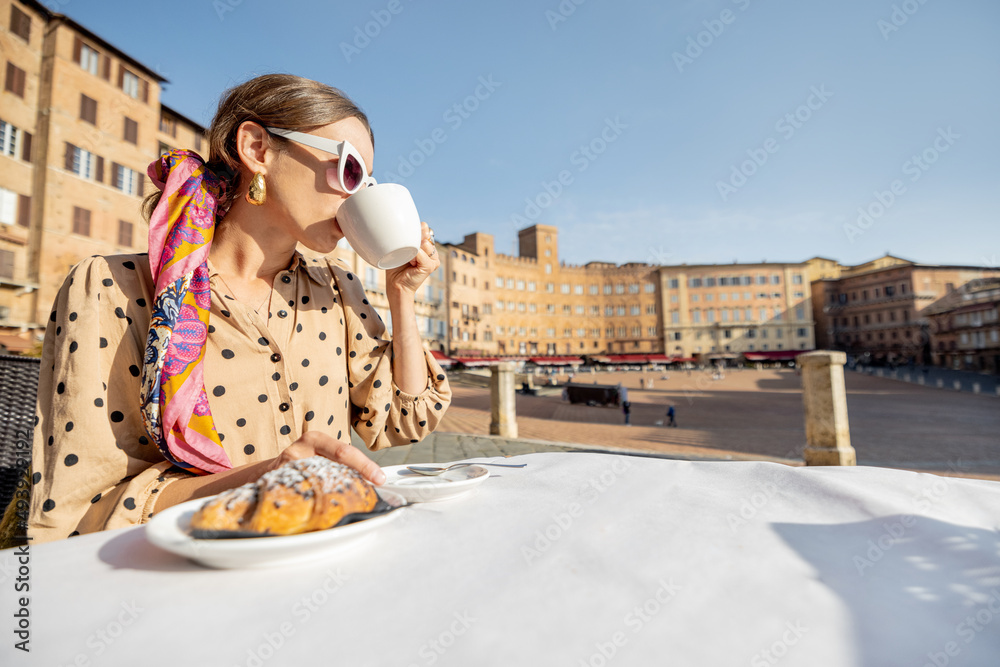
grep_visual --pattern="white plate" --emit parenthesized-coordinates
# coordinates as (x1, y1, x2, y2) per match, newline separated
(379, 464, 490, 503)
(145, 489, 407, 569)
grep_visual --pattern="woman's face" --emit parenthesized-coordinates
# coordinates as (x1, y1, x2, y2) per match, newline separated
(265, 116, 374, 254)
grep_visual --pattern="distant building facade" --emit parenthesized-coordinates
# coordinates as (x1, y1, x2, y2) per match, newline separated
(925, 278, 1000, 374)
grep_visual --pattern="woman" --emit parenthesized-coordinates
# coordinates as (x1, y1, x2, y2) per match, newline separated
(23, 74, 451, 544)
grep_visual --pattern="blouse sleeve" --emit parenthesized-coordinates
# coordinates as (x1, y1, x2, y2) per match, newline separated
(28, 257, 187, 544)
(331, 264, 452, 451)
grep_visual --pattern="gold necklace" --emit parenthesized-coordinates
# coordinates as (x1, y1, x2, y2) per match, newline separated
(216, 273, 272, 315)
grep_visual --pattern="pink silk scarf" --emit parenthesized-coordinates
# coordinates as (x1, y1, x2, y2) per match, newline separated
(140, 150, 232, 475)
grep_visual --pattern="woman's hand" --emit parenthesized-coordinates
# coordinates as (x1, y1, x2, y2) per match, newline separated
(385, 221, 439, 296)
(276, 431, 386, 485)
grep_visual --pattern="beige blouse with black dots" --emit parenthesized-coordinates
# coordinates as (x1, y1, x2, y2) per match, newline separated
(28, 251, 451, 544)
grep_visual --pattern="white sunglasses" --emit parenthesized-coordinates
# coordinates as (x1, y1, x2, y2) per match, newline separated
(265, 127, 376, 194)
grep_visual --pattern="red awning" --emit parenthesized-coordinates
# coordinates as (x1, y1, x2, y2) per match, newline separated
(452, 356, 503, 367)
(602, 354, 651, 363)
(528, 356, 584, 366)
(743, 350, 810, 362)
(646, 354, 670, 362)
(430, 350, 454, 366)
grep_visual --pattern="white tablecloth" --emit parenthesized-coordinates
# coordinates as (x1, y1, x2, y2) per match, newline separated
(3, 452, 1000, 666)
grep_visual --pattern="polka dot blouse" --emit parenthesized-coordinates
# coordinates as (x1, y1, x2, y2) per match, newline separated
(28, 251, 451, 543)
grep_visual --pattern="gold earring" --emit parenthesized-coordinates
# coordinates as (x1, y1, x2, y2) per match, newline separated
(246, 172, 266, 206)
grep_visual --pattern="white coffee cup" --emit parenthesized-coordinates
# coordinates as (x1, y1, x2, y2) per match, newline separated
(336, 183, 421, 269)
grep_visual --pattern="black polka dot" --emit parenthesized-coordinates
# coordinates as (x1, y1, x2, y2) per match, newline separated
(138, 436, 149, 445)
(57, 382, 65, 394)
(434, 403, 443, 410)
(339, 386, 344, 394)
(221, 349, 235, 359)
(363, 407, 370, 414)
(346, 273, 354, 280)
(301, 359, 310, 367)
(272, 372, 281, 381)
(319, 375, 328, 386)
(258, 337, 269, 346)
(258, 394, 268, 403)
(360, 313, 367, 319)
(296, 323, 303, 333)
(111, 411, 124, 422)
(123, 497, 136, 510)
(366, 420, 373, 427)
(64, 454, 78, 466)
(94, 397, 103, 407)
(65, 421, 74, 432)
(328, 415, 334, 426)
(322, 306, 328, 313)
(69, 341, 78, 353)
(208, 325, 216, 333)
(349, 351, 356, 358)
(115, 307, 126, 319)
(136, 298, 146, 307)
(50, 310, 57, 322)
(244, 444, 255, 455)
(395, 428, 400, 433)
(373, 380, 382, 389)
(221, 309, 231, 318)
(69, 312, 78, 321)
(288, 300, 294, 307)
(279, 425, 291, 435)
(55, 326, 61, 336)
(100, 337, 108, 348)
(126, 316, 133, 325)
(437, 374, 445, 381)
(32, 472, 41, 484)
(123, 260, 136, 270)
(102, 278, 114, 287)
(355, 333, 363, 341)
(69, 531, 80, 537)
(213, 385, 226, 397)
(42, 499, 55, 511)
(237, 418, 247, 427)
(218, 433, 225, 441)
(410, 439, 418, 444)
(419, 420, 427, 427)
(385, 403, 390, 412)
(401, 408, 408, 416)
(395, 390, 400, 396)
(336, 347, 343, 356)
(302, 296, 310, 304)
(129, 364, 140, 377)
(91, 493, 101, 503)
(337, 430, 342, 439)
(289, 382, 298, 391)
(363, 363, 372, 371)
(319, 332, 327, 341)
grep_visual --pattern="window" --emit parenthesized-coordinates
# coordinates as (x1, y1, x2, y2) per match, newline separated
(669, 279, 679, 289)
(0, 248, 13, 279)
(80, 95, 97, 125)
(615, 283, 625, 295)
(574, 284, 583, 295)
(589, 285, 599, 295)
(756, 275, 767, 285)
(506, 278, 514, 289)
(776, 329, 784, 339)
(628, 283, 639, 294)
(79, 43, 100, 75)
(547, 304, 555, 314)
(118, 220, 133, 247)
(646, 305, 656, 315)
(120, 68, 141, 98)
(644, 283, 656, 293)
(160, 114, 177, 138)
(517, 302, 526, 313)
(124, 118, 138, 144)
(72, 206, 91, 236)
(722, 309, 730, 322)
(723, 329, 732, 339)
(796, 328, 808, 338)
(577, 328, 586, 338)
(691, 294, 699, 303)
(605, 306, 614, 317)
(885, 285, 895, 297)
(0, 120, 18, 156)
(604, 284, 613, 295)
(590, 306, 599, 316)
(760, 307, 767, 321)
(529, 303, 537, 313)
(692, 310, 701, 323)
(575, 305, 585, 315)
(671, 311, 680, 324)
(630, 305, 640, 316)
(482, 303, 492, 315)
(65, 144, 101, 180)
(4, 63, 26, 98)
(563, 305, 572, 314)
(528, 281, 536, 292)
(792, 274, 803, 285)
(647, 326, 657, 337)
(546, 283, 554, 293)
(0, 189, 29, 228)
(616, 305, 626, 316)
(544, 263, 552, 274)
(495, 300, 504, 312)
(605, 327, 614, 337)
(704, 277, 716, 287)
(561, 283, 570, 294)
(689, 278, 702, 288)
(548, 328, 556, 337)
(563, 328, 571, 338)
(771, 275, 781, 285)
(707, 310, 716, 323)
(10, 6, 31, 42)
(793, 292, 804, 299)
(495, 277, 503, 288)
(617, 327, 626, 337)
(112, 163, 140, 195)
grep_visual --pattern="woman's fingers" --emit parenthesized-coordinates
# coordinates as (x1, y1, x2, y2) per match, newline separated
(280, 432, 386, 485)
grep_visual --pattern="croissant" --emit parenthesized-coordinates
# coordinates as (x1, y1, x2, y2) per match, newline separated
(190, 456, 378, 536)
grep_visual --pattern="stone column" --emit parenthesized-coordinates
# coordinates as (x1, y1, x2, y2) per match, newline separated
(490, 362, 518, 438)
(798, 351, 856, 466)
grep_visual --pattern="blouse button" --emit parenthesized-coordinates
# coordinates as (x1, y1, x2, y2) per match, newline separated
(270, 353, 281, 363)
(279, 402, 290, 412)
(278, 310, 288, 318)
(281, 275, 291, 284)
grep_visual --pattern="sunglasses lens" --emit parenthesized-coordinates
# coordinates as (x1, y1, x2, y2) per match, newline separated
(343, 154, 363, 192)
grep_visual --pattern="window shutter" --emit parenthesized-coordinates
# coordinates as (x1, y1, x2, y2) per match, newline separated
(117, 65, 124, 88)
(0, 250, 14, 279)
(21, 131, 31, 162)
(15, 66, 24, 97)
(17, 194, 30, 227)
(73, 36, 83, 64)
(95, 156, 104, 183)
(111, 162, 119, 188)
(136, 173, 145, 197)
(102, 55, 111, 80)
(141, 79, 149, 104)
(64, 143, 75, 171)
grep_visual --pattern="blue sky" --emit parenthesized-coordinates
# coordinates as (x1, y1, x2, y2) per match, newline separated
(56, 0, 999, 268)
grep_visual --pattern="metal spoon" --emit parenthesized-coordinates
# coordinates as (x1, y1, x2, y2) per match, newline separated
(405, 462, 527, 476)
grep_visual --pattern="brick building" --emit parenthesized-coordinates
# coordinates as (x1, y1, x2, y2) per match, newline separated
(812, 254, 1000, 365)
(925, 278, 1000, 374)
